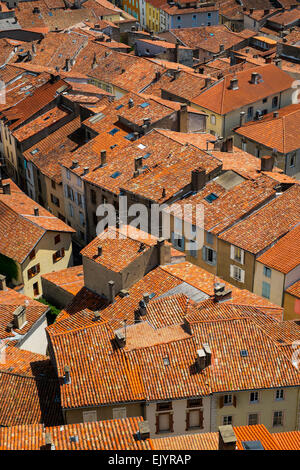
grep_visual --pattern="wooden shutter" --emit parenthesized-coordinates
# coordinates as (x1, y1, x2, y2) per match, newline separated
(61, 247, 65, 258)
(155, 415, 159, 434)
(36, 263, 40, 274)
(186, 412, 190, 431)
(233, 395, 237, 408)
(212, 250, 217, 265)
(219, 396, 224, 408)
(199, 410, 203, 429)
(169, 413, 174, 433)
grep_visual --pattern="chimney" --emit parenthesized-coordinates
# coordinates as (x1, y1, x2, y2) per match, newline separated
(157, 238, 171, 266)
(219, 44, 225, 53)
(45, 433, 55, 451)
(2, 182, 10, 195)
(218, 425, 237, 451)
(101, 150, 107, 167)
(0, 274, 7, 291)
(98, 246, 102, 256)
(32, 43, 37, 54)
(273, 111, 279, 118)
(138, 421, 150, 440)
(115, 329, 126, 348)
(239, 111, 246, 127)
(64, 365, 71, 384)
(179, 103, 188, 133)
(83, 166, 89, 175)
(175, 42, 180, 63)
(191, 168, 206, 192)
(213, 137, 223, 150)
(229, 77, 239, 90)
(143, 293, 150, 305)
(128, 98, 134, 108)
(34, 207, 39, 217)
(13, 306, 27, 329)
(214, 282, 232, 302)
(261, 155, 275, 172)
(133, 132, 139, 141)
(203, 343, 212, 367)
(150, 30, 154, 38)
(135, 156, 143, 171)
(250, 72, 259, 84)
(221, 137, 233, 153)
(155, 71, 161, 81)
(108, 280, 115, 304)
(72, 160, 78, 169)
(65, 58, 71, 72)
(143, 117, 151, 128)
(92, 52, 97, 69)
(265, 57, 272, 64)
(205, 76, 212, 87)
(196, 348, 206, 371)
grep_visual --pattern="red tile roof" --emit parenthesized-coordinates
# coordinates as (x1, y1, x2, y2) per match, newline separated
(193, 64, 294, 115)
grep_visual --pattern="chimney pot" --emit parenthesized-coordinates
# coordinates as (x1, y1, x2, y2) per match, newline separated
(98, 246, 102, 256)
(240, 111, 246, 127)
(34, 207, 39, 217)
(2, 183, 10, 195)
(135, 156, 143, 171)
(250, 72, 259, 84)
(128, 98, 134, 108)
(64, 365, 71, 384)
(229, 77, 239, 90)
(72, 160, 78, 169)
(108, 280, 115, 304)
(101, 150, 107, 166)
(83, 166, 89, 175)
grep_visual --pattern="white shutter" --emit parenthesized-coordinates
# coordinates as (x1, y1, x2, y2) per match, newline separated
(230, 245, 235, 260)
(230, 265, 234, 279)
(240, 269, 245, 283)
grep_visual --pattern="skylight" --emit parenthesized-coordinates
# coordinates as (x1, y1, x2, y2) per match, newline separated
(109, 128, 120, 136)
(240, 349, 248, 357)
(125, 133, 135, 140)
(143, 153, 151, 159)
(205, 193, 218, 203)
(242, 441, 264, 451)
(140, 102, 150, 108)
(137, 143, 146, 149)
(163, 356, 170, 366)
(149, 293, 156, 299)
(110, 171, 121, 179)
(115, 104, 124, 110)
(30, 148, 39, 155)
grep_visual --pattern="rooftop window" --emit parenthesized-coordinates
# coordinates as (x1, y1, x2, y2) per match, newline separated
(205, 193, 218, 203)
(109, 128, 120, 136)
(140, 102, 150, 108)
(110, 171, 121, 179)
(240, 349, 248, 357)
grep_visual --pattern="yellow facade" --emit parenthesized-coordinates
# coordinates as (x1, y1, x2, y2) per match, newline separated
(283, 292, 300, 321)
(145, 0, 161, 32)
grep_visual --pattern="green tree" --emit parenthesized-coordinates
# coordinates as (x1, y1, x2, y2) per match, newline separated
(0, 253, 18, 282)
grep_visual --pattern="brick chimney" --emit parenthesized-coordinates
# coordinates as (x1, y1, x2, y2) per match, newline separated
(218, 425, 237, 451)
(261, 155, 275, 172)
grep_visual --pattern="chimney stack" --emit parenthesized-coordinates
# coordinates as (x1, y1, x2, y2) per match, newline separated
(138, 421, 150, 440)
(32, 43, 37, 54)
(128, 98, 134, 108)
(221, 137, 233, 153)
(261, 155, 275, 172)
(45, 433, 55, 451)
(34, 207, 39, 217)
(83, 166, 89, 175)
(143, 117, 151, 128)
(98, 246, 102, 256)
(2, 182, 10, 195)
(0, 274, 7, 291)
(219, 44, 225, 53)
(108, 280, 115, 304)
(229, 77, 239, 90)
(191, 168, 206, 192)
(65, 58, 71, 72)
(273, 111, 279, 118)
(13, 306, 27, 330)
(157, 238, 171, 266)
(134, 156, 143, 172)
(205, 76, 212, 87)
(218, 425, 237, 451)
(179, 103, 188, 133)
(214, 282, 232, 302)
(101, 150, 107, 167)
(250, 72, 259, 84)
(239, 111, 246, 127)
(72, 160, 78, 169)
(64, 365, 71, 384)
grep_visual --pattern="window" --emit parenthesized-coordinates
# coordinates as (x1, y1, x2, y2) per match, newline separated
(29, 249, 36, 261)
(91, 189, 97, 204)
(230, 246, 244, 264)
(77, 193, 83, 207)
(51, 180, 56, 190)
(51, 194, 60, 207)
(223, 416, 232, 425)
(248, 413, 259, 426)
(69, 204, 74, 218)
(262, 281, 270, 299)
(230, 265, 245, 283)
(203, 246, 216, 265)
(224, 394, 233, 406)
(247, 106, 253, 119)
(206, 232, 213, 245)
(275, 389, 284, 401)
(66, 169, 71, 180)
(263, 266, 271, 278)
(27, 264, 40, 280)
(186, 409, 203, 430)
(33, 282, 39, 297)
(77, 176, 82, 187)
(242, 140, 247, 151)
(83, 410, 97, 423)
(210, 115, 216, 125)
(113, 407, 127, 419)
(272, 96, 278, 108)
(189, 240, 198, 258)
(53, 248, 65, 263)
(157, 402, 172, 411)
(177, 16, 181, 20)
(65, 185, 74, 201)
(79, 212, 85, 226)
(54, 234, 61, 245)
(290, 153, 296, 167)
(171, 232, 185, 251)
(187, 398, 202, 408)
(273, 411, 283, 427)
(263, 98, 267, 103)
(250, 391, 259, 403)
